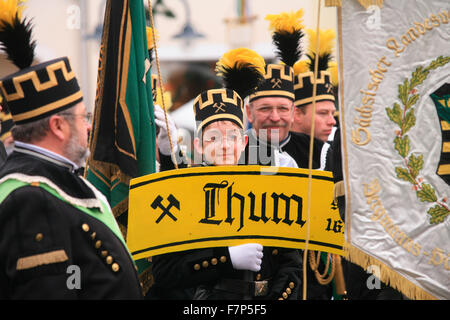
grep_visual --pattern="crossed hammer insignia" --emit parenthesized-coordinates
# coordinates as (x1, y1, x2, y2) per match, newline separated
(271, 78, 282, 89)
(212, 102, 226, 113)
(151, 194, 180, 223)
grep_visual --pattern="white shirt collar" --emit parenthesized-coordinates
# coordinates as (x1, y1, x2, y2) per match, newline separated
(14, 141, 79, 172)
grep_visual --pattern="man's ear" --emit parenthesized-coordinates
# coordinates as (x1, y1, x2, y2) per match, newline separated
(48, 115, 69, 142)
(293, 106, 302, 124)
(245, 103, 253, 124)
(193, 137, 203, 155)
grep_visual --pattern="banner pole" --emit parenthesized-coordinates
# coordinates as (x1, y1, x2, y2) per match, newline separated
(303, 0, 322, 301)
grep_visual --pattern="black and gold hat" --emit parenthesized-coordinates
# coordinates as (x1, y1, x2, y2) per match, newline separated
(0, 109, 14, 142)
(294, 29, 336, 108)
(194, 48, 265, 133)
(0, 2, 83, 125)
(0, 57, 83, 125)
(249, 64, 294, 102)
(249, 10, 305, 103)
(193, 88, 244, 133)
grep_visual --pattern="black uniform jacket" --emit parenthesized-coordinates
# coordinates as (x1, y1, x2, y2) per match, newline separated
(153, 154, 302, 300)
(152, 245, 302, 300)
(0, 147, 143, 299)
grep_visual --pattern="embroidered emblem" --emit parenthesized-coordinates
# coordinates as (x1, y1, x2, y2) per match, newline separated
(212, 102, 226, 113)
(271, 78, 282, 89)
(386, 56, 450, 224)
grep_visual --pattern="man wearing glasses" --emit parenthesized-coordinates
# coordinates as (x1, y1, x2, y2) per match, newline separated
(242, 63, 326, 170)
(0, 56, 143, 299)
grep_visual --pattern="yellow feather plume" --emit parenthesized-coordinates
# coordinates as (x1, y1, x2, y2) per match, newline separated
(306, 28, 336, 56)
(146, 27, 159, 51)
(0, 0, 27, 28)
(216, 48, 266, 77)
(328, 61, 339, 87)
(293, 60, 309, 75)
(155, 88, 172, 111)
(265, 9, 304, 33)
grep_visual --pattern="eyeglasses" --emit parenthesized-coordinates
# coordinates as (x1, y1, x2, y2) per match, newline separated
(203, 132, 243, 144)
(253, 105, 292, 116)
(60, 112, 93, 123)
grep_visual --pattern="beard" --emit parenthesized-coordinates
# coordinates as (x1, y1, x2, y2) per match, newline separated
(63, 127, 90, 168)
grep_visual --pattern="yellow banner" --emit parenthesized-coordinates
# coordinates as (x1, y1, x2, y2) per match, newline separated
(127, 166, 344, 260)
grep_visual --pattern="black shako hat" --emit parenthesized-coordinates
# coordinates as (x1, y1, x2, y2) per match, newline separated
(293, 28, 336, 108)
(0, 57, 83, 125)
(249, 64, 294, 102)
(294, 70, 335, 107)
(193, 88, 244, 133)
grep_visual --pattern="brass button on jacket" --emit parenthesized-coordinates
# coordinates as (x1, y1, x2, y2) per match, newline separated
(35, 233, 44, 242)
(112, 263, 120, 272)
(81, 223, 90, 232)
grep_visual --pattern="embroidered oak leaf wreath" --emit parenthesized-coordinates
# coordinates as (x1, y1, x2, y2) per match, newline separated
(386, 56, 450, 225)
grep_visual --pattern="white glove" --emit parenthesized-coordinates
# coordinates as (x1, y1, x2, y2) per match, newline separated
(228, 243, 263, 272)
(154, 104, 178, 155)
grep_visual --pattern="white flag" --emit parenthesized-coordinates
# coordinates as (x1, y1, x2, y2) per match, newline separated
(340, 0, 450, 299)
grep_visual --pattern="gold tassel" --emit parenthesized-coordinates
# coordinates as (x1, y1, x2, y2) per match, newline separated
(345, 244, 437, 300)
(324, 0, 342, 7)
(333, 254, 347, 296)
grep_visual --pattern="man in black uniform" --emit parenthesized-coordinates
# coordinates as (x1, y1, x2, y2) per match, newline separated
(0, 11, 142, 299)
(242, 12, 326, 170)
(151, 48, 302, 300)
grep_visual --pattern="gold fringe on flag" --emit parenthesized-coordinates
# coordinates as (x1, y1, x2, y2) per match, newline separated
(324, 0, 342, 7)
(357, 0, 383, 9)
(345, 243, 437, 300)
(325, 0, 383, 8)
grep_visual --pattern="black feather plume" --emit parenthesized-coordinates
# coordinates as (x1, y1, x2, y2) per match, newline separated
(218, 64, 265, 99)
(272, 29, 304, 67)
(307, 52, 332, 73)
(0, 14, 36, 69)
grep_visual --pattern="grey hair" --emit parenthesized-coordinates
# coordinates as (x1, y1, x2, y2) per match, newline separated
(12, 107, 76, 143)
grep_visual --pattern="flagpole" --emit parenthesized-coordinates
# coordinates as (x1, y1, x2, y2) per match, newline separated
(147, 0, 178, 169)
(303, 0, 322, 301)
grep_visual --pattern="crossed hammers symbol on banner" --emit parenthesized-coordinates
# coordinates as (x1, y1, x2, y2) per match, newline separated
(151, 194, 180, 223)
(271, 78, 282, 89)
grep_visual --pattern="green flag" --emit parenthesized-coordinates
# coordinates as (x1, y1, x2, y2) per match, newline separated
(86, 0, 156, 294)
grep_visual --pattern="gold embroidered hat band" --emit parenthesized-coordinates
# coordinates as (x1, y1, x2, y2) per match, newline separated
(0, 57, 83, 125)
